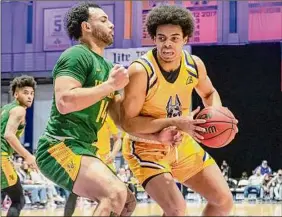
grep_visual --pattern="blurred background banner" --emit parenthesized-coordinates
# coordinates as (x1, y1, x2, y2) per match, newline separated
(248, 0, 282, 42)
(43, 8, 71, 51)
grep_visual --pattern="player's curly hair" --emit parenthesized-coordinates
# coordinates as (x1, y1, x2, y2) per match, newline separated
(146, 5, 195, 39)
(10, 75, 37, 95)
(65, 2, 101, 40)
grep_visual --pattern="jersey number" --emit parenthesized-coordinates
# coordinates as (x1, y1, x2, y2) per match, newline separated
(96, 100, 109, 123)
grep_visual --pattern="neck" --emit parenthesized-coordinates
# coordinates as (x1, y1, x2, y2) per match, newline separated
(15, 100, 27, 109)
(156, 52, 182, 72)
(80, 37, 105, 56)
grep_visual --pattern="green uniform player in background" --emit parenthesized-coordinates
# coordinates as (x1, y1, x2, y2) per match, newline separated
(1, 75, 37, 217)
(35, 3, 136, 216)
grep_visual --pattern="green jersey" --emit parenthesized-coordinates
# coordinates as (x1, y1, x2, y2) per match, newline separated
(1, 101, 25, 155)
(45, 44, 114, 143)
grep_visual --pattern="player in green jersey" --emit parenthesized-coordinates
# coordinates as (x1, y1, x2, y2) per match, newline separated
(35, 3, 134, 216)
(1, 75, 37, 217)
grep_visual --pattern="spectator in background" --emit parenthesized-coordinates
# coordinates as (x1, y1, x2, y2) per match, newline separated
(221, 160, 231, 178)
(255, 160, 272, 175)
(117, 168, 129, 183)
(16, 161, 48, 208)
(244, 169, 264, 199)
(261, 174, 273, 200)
(240, 171, 248, 180)
(267, 169, 282, 201)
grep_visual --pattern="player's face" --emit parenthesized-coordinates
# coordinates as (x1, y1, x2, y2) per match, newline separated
(87, 7, 114, 46)
(154, 24, 188, 63)
(14, 86, 35, 108)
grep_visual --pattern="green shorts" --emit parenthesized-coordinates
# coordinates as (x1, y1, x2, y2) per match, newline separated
(1, 153, 18, 190)
(35, 134, 98, 191)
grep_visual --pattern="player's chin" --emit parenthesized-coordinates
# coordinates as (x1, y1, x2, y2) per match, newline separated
(25, 102, 32, 108)
(107, 36, 114, 45)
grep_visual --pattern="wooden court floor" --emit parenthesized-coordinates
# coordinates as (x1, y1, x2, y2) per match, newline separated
(1, 202, 281, 216)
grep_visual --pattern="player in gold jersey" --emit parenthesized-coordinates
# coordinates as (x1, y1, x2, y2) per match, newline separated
(121, 5, 238, 216)
(95, 116, 121, 171)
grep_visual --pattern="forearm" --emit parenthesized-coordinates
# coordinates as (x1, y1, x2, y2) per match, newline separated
(202, 90, 222, 107)
(122, 116, 177, 134)
(127, 132, 160, 143)
(108, 98, 122, 128)
(57, 82, 114, 114)
(5, 135, 32, 159)
(111, 138, 122, 156)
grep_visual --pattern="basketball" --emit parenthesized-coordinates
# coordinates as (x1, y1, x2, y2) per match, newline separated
(195, 107, 237, 148)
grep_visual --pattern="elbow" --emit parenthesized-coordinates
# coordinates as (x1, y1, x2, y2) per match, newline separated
(56, 99, 68, 115)
(56, 94, 73, 115)
(121, 119, 137, 134)
(203, 88, 216, 99)
(120, 119, 131, 133)
(4, 132, 14, 142)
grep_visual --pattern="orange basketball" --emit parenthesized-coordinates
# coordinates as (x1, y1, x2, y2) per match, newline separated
(195, 107, 237, 148)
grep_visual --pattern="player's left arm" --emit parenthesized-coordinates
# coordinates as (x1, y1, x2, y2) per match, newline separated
(108, 95, 182, 145)
(108, 93, 123, 127)
(111, 133, 122, 158)
(193, 55, 222, 107)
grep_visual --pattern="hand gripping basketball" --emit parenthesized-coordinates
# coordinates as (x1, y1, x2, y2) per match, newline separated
(195, 106, 238, 148)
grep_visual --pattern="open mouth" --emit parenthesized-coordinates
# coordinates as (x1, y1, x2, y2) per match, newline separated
(162, 51, 174, 57)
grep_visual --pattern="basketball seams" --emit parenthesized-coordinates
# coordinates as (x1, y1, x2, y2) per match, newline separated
(201, 121, 234, 124)
(195, 107, 237, 148)
(213, 108, 235, 119)
(201, 127, 234, 140)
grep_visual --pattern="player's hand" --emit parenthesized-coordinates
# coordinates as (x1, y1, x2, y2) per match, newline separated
(157, 126, 183, 146)
(107, 64, 129, 91)
(25, 155, 39, 172)
(174, 106, 207, 143)
(104, 153, 115, 164)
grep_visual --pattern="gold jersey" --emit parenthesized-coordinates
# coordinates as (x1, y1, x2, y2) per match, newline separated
(134, 49, 198, 119)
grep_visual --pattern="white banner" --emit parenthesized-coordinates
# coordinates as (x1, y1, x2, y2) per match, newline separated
(105, 45, 191, 67)
(43, 8, 72, 51)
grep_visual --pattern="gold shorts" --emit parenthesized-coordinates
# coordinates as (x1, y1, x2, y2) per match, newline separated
(122, 135, 215, 187)
(1, 153, 18, 190)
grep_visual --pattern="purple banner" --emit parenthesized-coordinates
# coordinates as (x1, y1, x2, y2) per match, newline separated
(43, 8, 72, 51)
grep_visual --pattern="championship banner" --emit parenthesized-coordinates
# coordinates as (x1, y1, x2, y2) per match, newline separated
(248, 1, 282, 41)
(43, 8, 72, 51)
(183, 1, 218, 44)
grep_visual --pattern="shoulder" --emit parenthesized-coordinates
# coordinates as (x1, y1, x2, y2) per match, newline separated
(128, 61, 148, 77)
(9, 106, 26, 118)
(59, 45, 92, 62)
(191, 55, 207, 79)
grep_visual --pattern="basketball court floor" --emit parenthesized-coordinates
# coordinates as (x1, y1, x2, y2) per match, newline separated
(1, 201, 281, 216)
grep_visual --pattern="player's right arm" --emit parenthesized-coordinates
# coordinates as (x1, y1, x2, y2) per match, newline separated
(120, 62, 206, 136)
(54, 48, 128, 115)
(4, 107, 37, 170)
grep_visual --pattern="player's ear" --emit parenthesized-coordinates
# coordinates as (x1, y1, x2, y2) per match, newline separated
(81, 21, 91, 33)
(183, 36, 188, 44)
(153, 36, 157, 44)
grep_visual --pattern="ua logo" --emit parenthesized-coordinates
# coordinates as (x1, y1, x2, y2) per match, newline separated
(166, 94, 182, 118)
(186, 76, 193, 84)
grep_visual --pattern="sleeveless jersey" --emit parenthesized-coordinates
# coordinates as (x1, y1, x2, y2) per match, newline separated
(45, 44, 115, 143)
(134, 49, 198, 119)
(1, 101, 25, 155)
